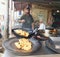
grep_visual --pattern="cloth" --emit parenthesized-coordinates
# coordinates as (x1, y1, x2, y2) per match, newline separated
(20, 14, 34, 29)
(38, 23, 45, 30)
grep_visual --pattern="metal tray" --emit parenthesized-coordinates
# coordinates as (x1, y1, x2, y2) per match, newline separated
(46, 37, 60, 53)
(2, 37, 41, 56)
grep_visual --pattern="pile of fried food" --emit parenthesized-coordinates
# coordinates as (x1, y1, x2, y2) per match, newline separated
(15, 30, 29, 37)
(15, 38, 32, 51)
(49, 29, 57, 34)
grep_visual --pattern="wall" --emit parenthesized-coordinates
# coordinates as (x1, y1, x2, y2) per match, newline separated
(31, 4, 48, 25)
(0, 0, 8, 39)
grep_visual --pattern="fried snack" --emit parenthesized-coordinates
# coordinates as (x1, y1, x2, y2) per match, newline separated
(25, 32, 29, 37)
(15, 38, 32, 51)
(15, 30, 22, 34)
(15, 30, 29, 37)
(15, 42, 21, 49)
(22, 44, 31, 51)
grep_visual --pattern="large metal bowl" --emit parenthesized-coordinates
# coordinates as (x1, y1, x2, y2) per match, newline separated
(2, 37, 41, 56)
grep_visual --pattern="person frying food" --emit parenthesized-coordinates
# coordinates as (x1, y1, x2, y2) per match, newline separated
(19, 4, 34, 31)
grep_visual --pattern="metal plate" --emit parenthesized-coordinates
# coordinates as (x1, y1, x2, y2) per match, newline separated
(2, 37, 41, 56)
(46, 37, 60, 53)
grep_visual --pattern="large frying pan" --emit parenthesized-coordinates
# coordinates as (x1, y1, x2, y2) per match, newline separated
(12, 28, 34, 38)
(2, 37, 41, 56)
(12, 28, 49, 41)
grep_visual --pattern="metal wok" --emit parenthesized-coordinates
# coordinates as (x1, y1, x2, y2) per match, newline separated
(12, 28, 34, 38)
(12, 28, 49, 41)
(2, 37, 41, 56)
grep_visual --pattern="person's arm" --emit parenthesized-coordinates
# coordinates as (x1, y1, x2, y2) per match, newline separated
(18, 15, 25, 23)
(18, 19, 25, 23)
(31, 15, 34, 30)
(32, 22, 34, 30)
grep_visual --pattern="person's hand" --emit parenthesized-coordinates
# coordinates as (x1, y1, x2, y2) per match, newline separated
(21, 19, 25, 23)
(37, 36, 41, 39)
